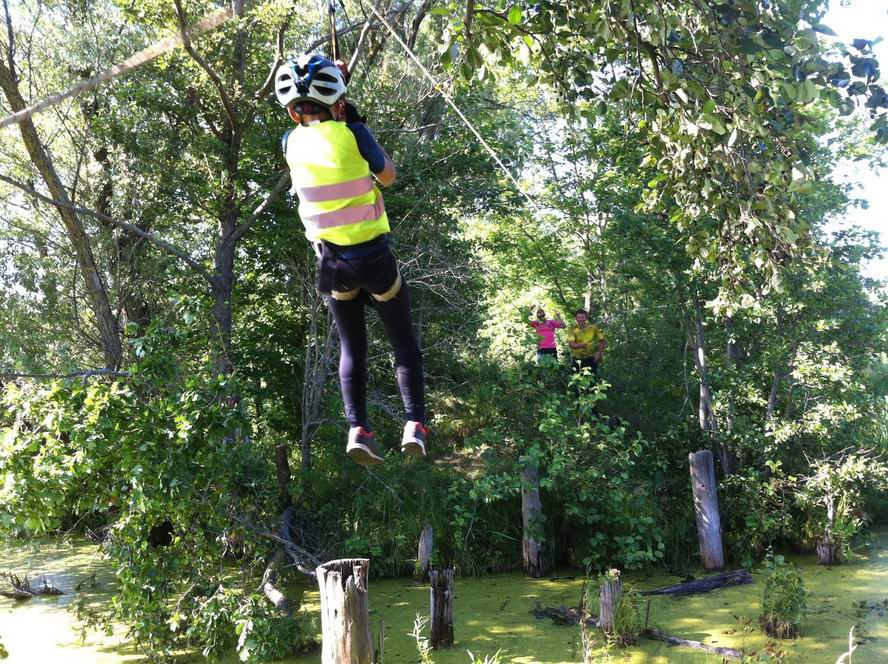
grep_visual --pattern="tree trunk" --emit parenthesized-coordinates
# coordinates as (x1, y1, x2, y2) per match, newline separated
(817, 497, 839, 565)
(584, 270, 595, 313)
(521, 465, 544, 578)
(429, 569, 454, 649)
(816, 538, 839, 565)
(599, 571, 622, 634)
(417, 524, 433, 580)
(690, 297, 735, 474)
(0, 59, 122, 369)
(688, 450, 725, 570)
(316, 559, 374, 664)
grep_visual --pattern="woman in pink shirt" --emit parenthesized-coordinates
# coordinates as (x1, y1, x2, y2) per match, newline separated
(529, 308, 565, 363)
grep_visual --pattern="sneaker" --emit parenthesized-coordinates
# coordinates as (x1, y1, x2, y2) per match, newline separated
(401, 421, 428, 457)
(346, 427, 384, 465)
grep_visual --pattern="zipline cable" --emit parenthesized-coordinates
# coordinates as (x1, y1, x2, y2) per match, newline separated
(356, 0, 539, 211)
(0, 7, 232, 129)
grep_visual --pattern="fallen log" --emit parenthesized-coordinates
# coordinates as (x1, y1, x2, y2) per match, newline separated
(531, 605, 742, 659)
(530, 604, 598, 627)
(645, 627, 742, 658)
(258, 506, 323, 615)
(1, 573, 64, 599)
(640, 569, 752, 597)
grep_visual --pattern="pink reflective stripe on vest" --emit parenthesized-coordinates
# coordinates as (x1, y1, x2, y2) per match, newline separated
(304, 195, 386, 229)
(295, 175, 375, 203)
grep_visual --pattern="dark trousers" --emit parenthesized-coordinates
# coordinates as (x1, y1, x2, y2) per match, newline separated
(536, 347, 558, 363)
(323, 245, 425, 430)
(572, 356, 598, 376)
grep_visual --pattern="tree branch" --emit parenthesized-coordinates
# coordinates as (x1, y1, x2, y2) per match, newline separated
(2, 0, 14, 83)
(0, 173, 213, 282)
(172, 0, 238, 131)
(407, 0, 432, 50)
(254, 8, 295, 101)
(230, 171, 290, 244)
(1, 368, 130, 380)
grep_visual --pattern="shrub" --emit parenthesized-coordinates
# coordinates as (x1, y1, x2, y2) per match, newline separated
(595, 570, 642, 647)
(759, 555, 810, 639)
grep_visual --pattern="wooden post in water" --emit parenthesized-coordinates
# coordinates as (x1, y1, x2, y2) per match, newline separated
(688, 450, 725, 570)
(429, 569, 454, 649)
(417, 524, 434, 579)
(377, 619, 385, 663)
(521, 465, 545, 578)
(316, 558, 374, 664)
(599, 569, 622, 634)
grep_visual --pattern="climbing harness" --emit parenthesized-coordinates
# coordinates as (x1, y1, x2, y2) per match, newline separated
(0, 7, 232, 129)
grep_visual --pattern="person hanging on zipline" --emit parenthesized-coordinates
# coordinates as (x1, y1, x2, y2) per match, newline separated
(528, 307, 565, 364)
(567, 308, 606, 377)
(275, 53, 427, 465)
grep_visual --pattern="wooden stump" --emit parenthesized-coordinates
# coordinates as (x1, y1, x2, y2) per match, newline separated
(417, 524, 433, 579)
(688, 450, 725, 570)
(599, 570, 622, 634)
(316, 559, 374, 664)
(429, 569, 454, 649)
(521, 465, 545, 578)
(816, 539, 839, 565)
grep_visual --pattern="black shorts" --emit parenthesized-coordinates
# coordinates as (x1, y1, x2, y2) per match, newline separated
(573, 357, 598, 374)
(316, 236, 400, 301)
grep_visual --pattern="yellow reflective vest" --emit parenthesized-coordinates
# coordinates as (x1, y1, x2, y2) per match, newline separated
(285, 121, 390, 245)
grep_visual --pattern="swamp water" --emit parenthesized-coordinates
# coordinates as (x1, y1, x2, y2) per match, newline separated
(1, 529, 887, 663)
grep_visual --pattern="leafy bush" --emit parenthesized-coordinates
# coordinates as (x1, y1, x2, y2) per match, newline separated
(795, 453, 888, 560)
(466, 649, 504, 663)
(759, 555, 810, 639)
(538, 381, 665, 570)
(0, 325, 307, 660)
(720, 464, 792, 567)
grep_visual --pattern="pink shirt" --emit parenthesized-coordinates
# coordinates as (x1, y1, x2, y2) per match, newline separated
(530, 319, 565, 349)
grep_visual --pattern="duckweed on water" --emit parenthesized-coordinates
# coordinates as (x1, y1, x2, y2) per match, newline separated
(1, 529, 887, 663)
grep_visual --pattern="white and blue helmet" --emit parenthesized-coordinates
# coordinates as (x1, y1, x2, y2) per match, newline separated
(275, 54, 347, 109)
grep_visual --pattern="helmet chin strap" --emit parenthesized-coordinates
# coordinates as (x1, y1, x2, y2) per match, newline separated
(288, 99, 345, 126)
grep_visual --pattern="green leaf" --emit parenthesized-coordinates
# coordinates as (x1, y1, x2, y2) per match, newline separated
(727, 127, 738, 146)
(508, 5, 522, 25)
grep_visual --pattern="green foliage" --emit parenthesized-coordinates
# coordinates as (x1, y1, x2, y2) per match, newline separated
(0, 323, 309, 660)
(466, 649, 504, 664)
(759, 554, 811, 639)
(232, 596, 316, 663)
(410, 614, 433, 664)
(794, 453, 888, 557)
(721, 467, 793, 568)
(536, 380, 665, 570)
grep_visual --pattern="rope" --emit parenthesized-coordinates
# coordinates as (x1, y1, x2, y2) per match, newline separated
(357, 0, 539, 211)
(0, 7, 232, 129)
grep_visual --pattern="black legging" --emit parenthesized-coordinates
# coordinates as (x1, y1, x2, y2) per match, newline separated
(324, 245, 425, 430)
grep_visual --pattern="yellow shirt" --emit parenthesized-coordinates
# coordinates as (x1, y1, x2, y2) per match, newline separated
(568, 324, 604, 359)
